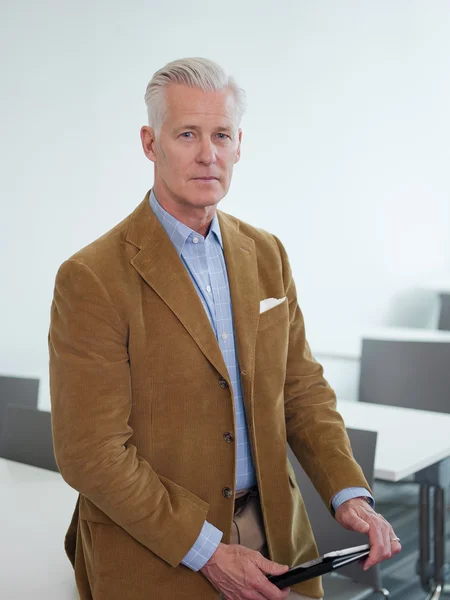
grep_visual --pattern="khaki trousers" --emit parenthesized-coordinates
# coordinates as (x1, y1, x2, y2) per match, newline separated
(219, 490, 322, 600)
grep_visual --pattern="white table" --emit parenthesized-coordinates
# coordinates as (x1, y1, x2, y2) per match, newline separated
(361, 326, 450, 344)
(0, 459, 79, 600)
(338, 400, 450, 600)
(337, 400, 450, 481)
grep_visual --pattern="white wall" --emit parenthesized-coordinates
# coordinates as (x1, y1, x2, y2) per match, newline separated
(1, 1, 449, 409)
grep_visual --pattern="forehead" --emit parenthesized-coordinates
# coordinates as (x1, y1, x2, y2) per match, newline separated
(163, 84, 237, 129)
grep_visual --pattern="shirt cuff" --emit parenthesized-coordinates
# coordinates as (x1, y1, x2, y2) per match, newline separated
(181, 521, 223, 571)
(331, 487, 375, 513)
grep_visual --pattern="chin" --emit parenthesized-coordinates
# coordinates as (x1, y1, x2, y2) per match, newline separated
(189, 197, 221, 209)
(186, 191, 224, 208)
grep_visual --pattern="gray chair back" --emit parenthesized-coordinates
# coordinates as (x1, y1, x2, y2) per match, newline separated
(438, 293, 450, 331)
(0, 375, 39, 431)
(359, 337, 450, 414)
(288, 427, 381, 590)
(0, 404, 58, 471)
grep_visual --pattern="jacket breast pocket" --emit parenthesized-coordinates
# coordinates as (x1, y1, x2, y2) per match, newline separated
(257, 299, 288, 332)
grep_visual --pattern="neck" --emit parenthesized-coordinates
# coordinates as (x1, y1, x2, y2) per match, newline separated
(153, 183, 216, 238)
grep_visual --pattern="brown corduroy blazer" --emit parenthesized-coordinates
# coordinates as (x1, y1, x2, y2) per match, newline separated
(48, 191, 370, 600)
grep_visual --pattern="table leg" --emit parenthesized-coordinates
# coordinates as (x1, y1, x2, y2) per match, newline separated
(415, 459, 450, 598)
(419, 484, 432, 592)
(424, 486, 450, 600)
(434, 487, 446, 588)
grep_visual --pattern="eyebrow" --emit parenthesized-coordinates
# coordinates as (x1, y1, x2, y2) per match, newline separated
(173, 124, 235, 134)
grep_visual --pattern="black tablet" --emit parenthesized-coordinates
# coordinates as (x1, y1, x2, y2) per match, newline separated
(267, 544, 371, 589)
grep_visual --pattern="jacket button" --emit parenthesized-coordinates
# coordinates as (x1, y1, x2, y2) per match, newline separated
(223, 432, 234, 443)
(218, 377, 228, 389)
(222, 487, 233, 499)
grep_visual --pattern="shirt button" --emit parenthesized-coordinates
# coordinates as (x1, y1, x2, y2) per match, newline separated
(222, 487, 233, 499)
(241, 370, 247, 376)
(218, 377, 228, 389)
(221, 332, 228, 340)
(206, 285, 212, 293)
(223, 432, 234, 443)
(192, 237, 199, 244)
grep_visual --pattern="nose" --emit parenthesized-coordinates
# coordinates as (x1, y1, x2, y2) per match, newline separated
(196, 138, 216, 165)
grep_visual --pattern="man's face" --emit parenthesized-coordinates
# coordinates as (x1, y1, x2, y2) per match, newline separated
(141, 84, 242, 212)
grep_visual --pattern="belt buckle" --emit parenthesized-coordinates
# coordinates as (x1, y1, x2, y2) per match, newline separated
(234, 493, 249, 515)
(234, 486, 258, 515)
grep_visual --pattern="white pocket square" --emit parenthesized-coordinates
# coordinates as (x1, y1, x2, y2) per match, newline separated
(259, 297, 286, 314)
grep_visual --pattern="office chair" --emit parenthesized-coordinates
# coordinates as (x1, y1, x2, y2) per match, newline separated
(359, 331, 450, 414)
(288, 428, 389, 599)
(0, 404, 58, 471)
(438, 293, 450, 331)
(358, 330, 450, 597)
(0, 375, 39, 431)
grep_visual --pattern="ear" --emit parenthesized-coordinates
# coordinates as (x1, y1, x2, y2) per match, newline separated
(140, 126, 157, 163)
(234, 128, 242, 164)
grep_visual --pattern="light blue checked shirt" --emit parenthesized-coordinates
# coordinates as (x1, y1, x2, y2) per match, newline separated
(149, 190, 373, 571)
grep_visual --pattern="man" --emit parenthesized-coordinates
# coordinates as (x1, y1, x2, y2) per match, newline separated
(49, 58, 401, 600)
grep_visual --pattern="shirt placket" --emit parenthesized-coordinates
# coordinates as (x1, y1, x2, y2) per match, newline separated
(183, 235, 217, 335)
(211, 249, 256, 490)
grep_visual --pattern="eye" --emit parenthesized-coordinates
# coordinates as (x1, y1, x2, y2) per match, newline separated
(216, 132, 231, 140)
(180, 132, 194, 138)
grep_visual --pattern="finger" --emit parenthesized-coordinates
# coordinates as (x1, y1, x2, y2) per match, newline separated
(389, 531, 402, 556)
(241, 590, 267, 600)
(253, 554, 289, 576)
(219, 577, 268, 600)
(380, 516, 392, 561)
(382, 518, 394, 560)
(364, 516, 392, 570)
(362, 517, 385, 569)
(273, 587, 290, 600)
(242, 580, 290, 600)
(252, 576, 291, 600)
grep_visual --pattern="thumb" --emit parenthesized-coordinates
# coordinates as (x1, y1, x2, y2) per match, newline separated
(255, 555, 289, 575)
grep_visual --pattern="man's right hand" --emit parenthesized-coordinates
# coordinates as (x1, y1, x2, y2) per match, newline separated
(200, 542, 291, 600)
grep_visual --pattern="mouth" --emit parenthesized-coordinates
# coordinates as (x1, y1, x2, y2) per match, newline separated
(192, 177, 219, 181)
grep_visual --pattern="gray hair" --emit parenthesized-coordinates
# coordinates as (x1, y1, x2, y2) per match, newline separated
(144, 57, 246, 133)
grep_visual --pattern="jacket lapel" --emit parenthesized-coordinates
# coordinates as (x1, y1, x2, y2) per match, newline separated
(218, 211, 260, 414)
(126, 193, 229, 381)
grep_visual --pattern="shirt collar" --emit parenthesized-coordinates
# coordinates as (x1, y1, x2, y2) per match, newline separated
(149, 189, 223, 255)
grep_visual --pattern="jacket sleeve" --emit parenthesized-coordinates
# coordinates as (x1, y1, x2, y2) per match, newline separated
(49, 258, 209, 567)
(273, 237, 372, 510)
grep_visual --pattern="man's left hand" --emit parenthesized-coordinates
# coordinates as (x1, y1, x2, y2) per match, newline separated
(334, 497, 402, 570)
